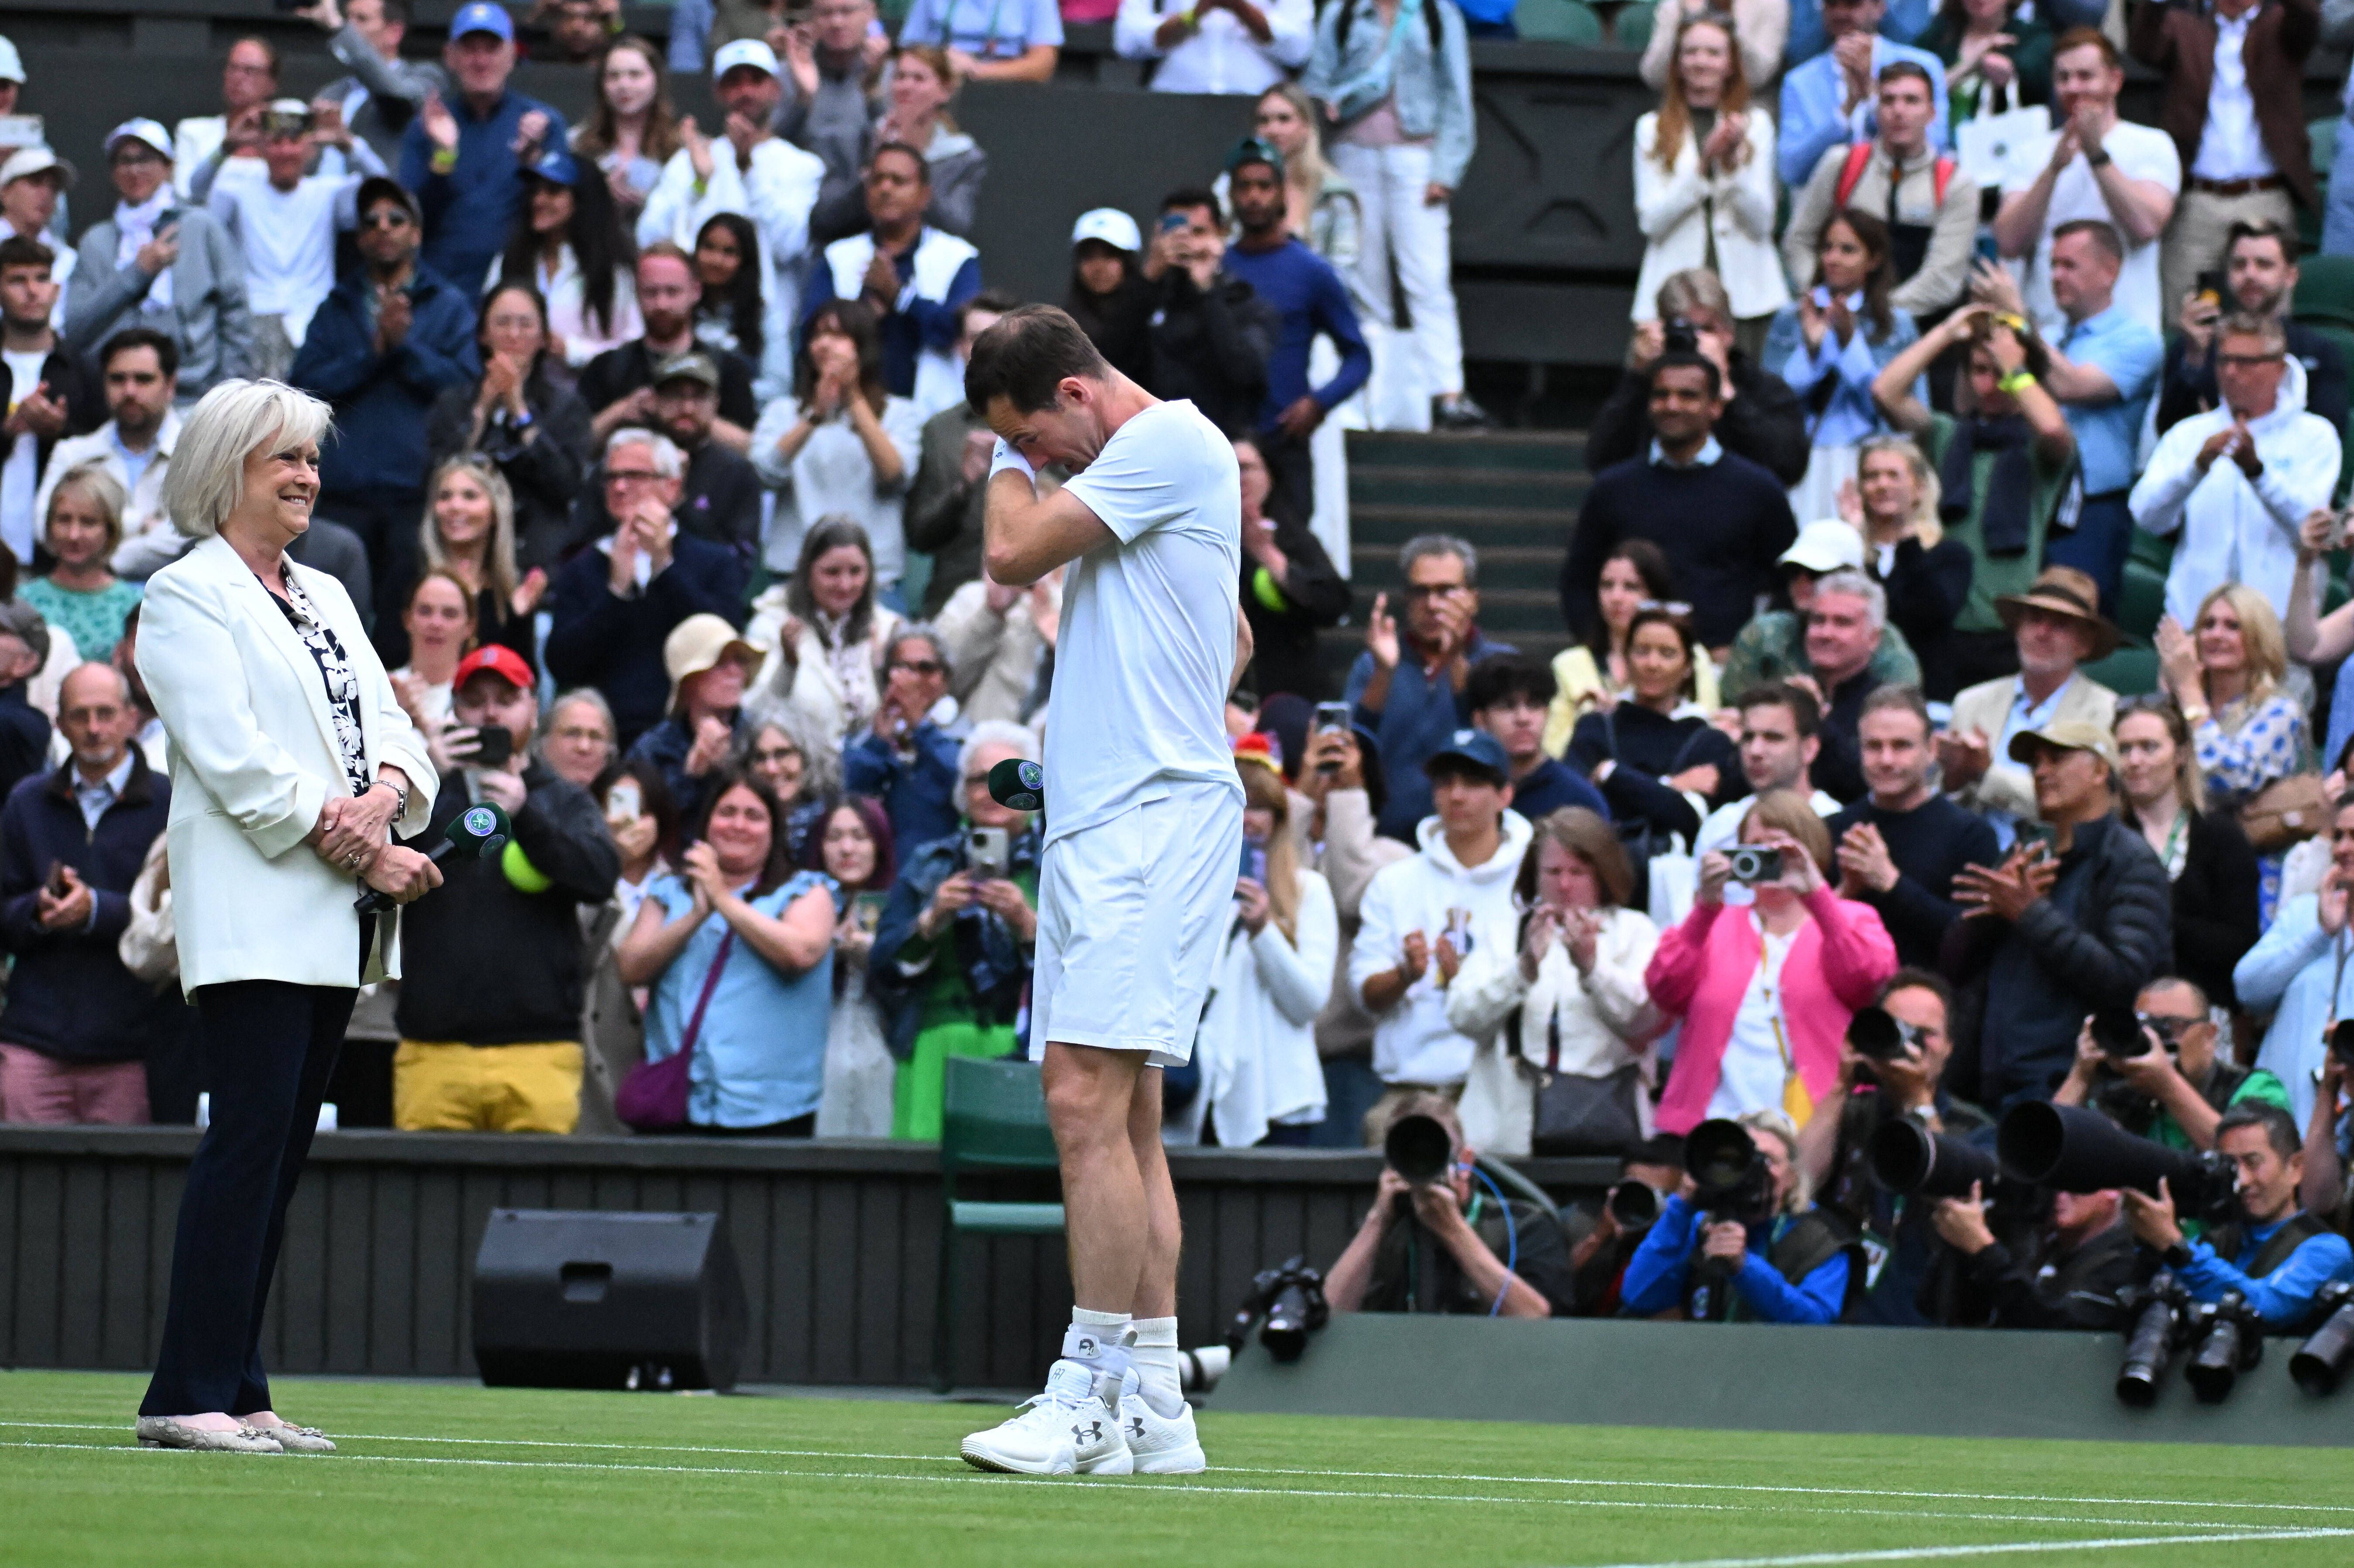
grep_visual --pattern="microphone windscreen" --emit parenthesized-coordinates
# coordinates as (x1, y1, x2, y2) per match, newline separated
(986, 756, 1044, 812)
(450, 801, 513, 859)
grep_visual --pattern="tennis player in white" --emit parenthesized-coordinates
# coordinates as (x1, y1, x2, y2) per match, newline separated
(956, 306, 1247, 1478)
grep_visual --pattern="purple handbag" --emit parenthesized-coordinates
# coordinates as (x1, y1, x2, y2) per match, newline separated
(614, 932, 734, 1132)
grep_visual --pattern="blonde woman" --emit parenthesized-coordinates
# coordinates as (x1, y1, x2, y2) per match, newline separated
(23, 463, 142, 664)
(1451, 808, 1662, 1158)
(2158, 584, 2309, 812)
(1631, 14, 1788, 341)
(403, 456, 542, 671)
(2112, 695, 2259, 1010)
(1839, 434, 1972, 700)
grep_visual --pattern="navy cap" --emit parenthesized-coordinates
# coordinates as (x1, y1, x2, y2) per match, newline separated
(1423, 727, 1510, 784)
(451, 2, 516, 42)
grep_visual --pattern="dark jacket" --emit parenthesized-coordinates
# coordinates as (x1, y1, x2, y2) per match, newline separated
(1586, 351, 1812, 488)
(1144, 268, 1275, 438)
(396, 87, 571, 296)
(425, 366, 597, 571)
(1869, 535, 1975, 703)
(1948, 813, 2173, 1113)
(371, 577, 537, 679)
(2156, 320, 2349, 438)
(844, 720, 964, 855)
(544, 534, 750, 748)
(869, 822, 1042, 1060)
(0, 752, 172, 1063)
(2130, 0, 2320, 209)
(1567, 703, 1740, 846)
(1562, 450, 1799, 650)
(571, 438, 764, 567)
(1956, 1219, 2140, 1330)
(0, 684, 52, 806)
(291, 263, 481, 502)
(2, 347, 107, 491)
(576, 338, 760, 431)
(393, 761, 621, 1045)
(906, 402, 989, 618)
(1069, 274, 1156, 385)
(623, 709, 746, 826)
(1829, 793, 2002, 970)
(2144, 805, 2262, 1009)
(1242, 512, 1353, 701)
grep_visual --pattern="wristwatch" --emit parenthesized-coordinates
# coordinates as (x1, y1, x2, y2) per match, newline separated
(2086, 146, 2112, 170)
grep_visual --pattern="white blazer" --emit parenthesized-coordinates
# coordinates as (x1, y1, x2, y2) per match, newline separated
(134, 533, 436, 995)
(1630, 109, 1790, 324)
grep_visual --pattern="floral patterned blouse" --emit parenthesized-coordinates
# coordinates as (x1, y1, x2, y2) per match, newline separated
(2196, 689, 2309, 809)
(268, 571, 370, 800)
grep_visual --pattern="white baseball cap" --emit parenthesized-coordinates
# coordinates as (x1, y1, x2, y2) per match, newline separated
(712, 38, 781, 80)
(0, 145, 74, 193)
(0, 37, 24, 86)
(1070, 207, 1141, 254)
(1779, 518, 1867, 575)
(105, 118, 174, 162)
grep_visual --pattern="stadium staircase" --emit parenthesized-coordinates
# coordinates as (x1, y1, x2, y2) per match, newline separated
(1319, 430, 1586, 692)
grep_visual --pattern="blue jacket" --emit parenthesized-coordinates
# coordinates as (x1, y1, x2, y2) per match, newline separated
(869, 823, 1040, 1060)
(843, 722, 964, 855)
(1345, 631, 1514, 842)
(397, 88, 568, 294)
(0, 753, 176, 1064)
(1618, 1193, 1851, 1324)
(1302, 0, 1477, 190)
(2177, 1214, 2354, 1329)
(544, 536, 749, 749)
(290, 263, 480, 501)
(1783, 0, 1935, 67)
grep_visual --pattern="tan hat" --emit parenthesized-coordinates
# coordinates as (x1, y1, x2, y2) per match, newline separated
(2007, 719, 2119, 770)
(663, 614, 759, 711)
(1994, 565, 2119, 661)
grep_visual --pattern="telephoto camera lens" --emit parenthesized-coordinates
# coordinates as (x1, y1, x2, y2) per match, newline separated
(2289, 1284, 2354, 1396)
(2184, 1296, 2261, 1405)
(1384, 1113, 1454, 1186)
(1846, 1005, 1904, 1062)
(2089, 1005, 2147, 1059)
(2116, 1291, 2180, 1407)
(1607, 1180, 1661, 1231)
(1258, 1269, 1329, 1362)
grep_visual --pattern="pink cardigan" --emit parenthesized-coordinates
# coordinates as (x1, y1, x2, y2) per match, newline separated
(1645, 887, 1898, 1135)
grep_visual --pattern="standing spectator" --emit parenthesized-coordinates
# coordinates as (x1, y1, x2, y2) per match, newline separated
(1844, 434, 1971, 699)
(1647, 790, 1898, 1133)
(1350, 729, 1533, 1119)
(570, 34, 681, 229)
(751, 299, 923, 589)
(1765, 210, 1921, 521)
(1567, 607, 1741, 853)
(746, 516, 904, 748)
(868, 722, 1043, 1139)
(1640, 0, 1790, 96)
(1694, 681, 1840, 863)
(2238, 795, 2354, 1126)
(22, 466, 140, 665)
(1135, 188, 1273, 437)
(65, 121, 252, 408)
(2113, 695, 2260, 1011)
(424, 282, 596, 573)
(906, 291, 1012, 617)
(1543, 539, 1724, 755)
(802, 143, 983, 419)
(302, 0, 451, 169)
(170, 37, 281, 199)
(1778, 0, 1951, 191)
(844, 625, 966, 853)
(1829, 685, 2000, 968)
(810, 46, 990, 245)
(936, 571, 1057, 726)
(398, 3, 570, 301)
(2, 237, 103, 565)
(290, 178, 479, 599)
(392, 645, 621, 1134)
(1789, 0, 1939, 66)
(544, 428, 750, 747)
(38, 329, 178, 567)
(1118, 0, 1311, 93)
(1344, 534, 1513, 842)
(1938, 566, 2118, 832)
(385, 457, 543, 674)
(1634, 16, 1788, 340)
(0, 663, 170, 1125)
(1064, 209, 1152, 385)
(1993, 30, 2179, 340)
(1232, 434, 1349, 701)
(624, 612, 759, 828)
(1562, 353, 1798, 653)
(808, 793, 898, 1138)
(540, 688, 618, 788)
(618, 768, 838, 1135)
(2161, 219, 2347, 437)
(2156, 585, 2310, 856)
(1595, 270, 1810, 489)
(1304, 0, 1484, 430)
(579, 245, 761, 446)
(896, 0, 1064, 82)
(664, 0, 795, 76)
(537, 0, 616, 65)
(693, 213, 790, 403)
(774, 0, 886, 238)
(1466, 656, 1608, 824)
(1949, 721, 2171, 1110)
(2134, 313, 2340, 632)
(2130, 0, 2318, 320)
(1920, 0, 2053, 128)
(1784, 64, 1977, 320)
(1, 149, 76, 320)
(1871, 308, 2079, 692)
(0, 601, 49, 801)
(490, 147, 641, 378)
(1719, 523, 1921, 706)
(1753, 569, 1894, 805)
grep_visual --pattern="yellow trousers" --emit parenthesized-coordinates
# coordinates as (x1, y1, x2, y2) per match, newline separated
(393, 1041, 584, 1134)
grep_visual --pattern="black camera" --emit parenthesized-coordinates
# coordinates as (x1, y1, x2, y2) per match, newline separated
(2290, 1281, 2354, 1396)
(1726, 845, 1783, 884)
(1662, 316, 1700, 354)
(1607, 1179, 1662, 1232)
(1384, 1112, 1455, 1186)
(2183, 1292, 2265, 1404)
(2113, 1278, 2187, 1407)
(1683, 1119, 1774, 1321)
(1847, 1005, 1923, 1064)
(2329, 1019, 2354, 1072)
(1867, 1117, 1999, 1200)
(1997, 1100, 2239, 1223)
(1225, 1255, 1329, 1362)
(2089, 1005, 2152, 1061)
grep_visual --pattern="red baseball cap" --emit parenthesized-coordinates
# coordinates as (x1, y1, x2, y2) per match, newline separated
(452, 645, 533, 693)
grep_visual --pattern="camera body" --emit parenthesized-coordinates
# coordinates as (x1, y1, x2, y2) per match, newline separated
(1225, 1254, 1330, 1362)
(1726, 845, 1783, 884)
(2329, 1018, 2354, 1073)
(1662, 316, 1700, 354)
(2291, 1280, 2354, 1396)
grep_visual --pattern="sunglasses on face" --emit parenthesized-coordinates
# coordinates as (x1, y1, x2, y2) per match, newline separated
(891, 659, 946, 677)
(359, 210, 413, 230)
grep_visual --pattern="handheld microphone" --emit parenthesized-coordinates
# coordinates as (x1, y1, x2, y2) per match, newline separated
(353, 800, 512, 914)
(987, 756, 1044, 812)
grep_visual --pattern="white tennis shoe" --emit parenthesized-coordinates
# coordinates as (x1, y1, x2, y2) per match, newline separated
(1116, 1392, 1206, 1474)
(960, 1360, 1132, 1476)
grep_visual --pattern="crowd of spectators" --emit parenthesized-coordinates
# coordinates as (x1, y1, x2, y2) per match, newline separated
(1, 0, 2354, 1334)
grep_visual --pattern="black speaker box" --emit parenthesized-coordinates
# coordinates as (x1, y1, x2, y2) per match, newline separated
(471, 1209, 749, 1392)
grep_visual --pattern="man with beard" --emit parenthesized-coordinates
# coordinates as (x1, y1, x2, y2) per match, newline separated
(573, 351, 761, 564)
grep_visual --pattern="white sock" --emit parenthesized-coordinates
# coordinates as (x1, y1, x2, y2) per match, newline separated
(1061, 1307, 1132, 1379)
(1126, 1316, 1184, 1418)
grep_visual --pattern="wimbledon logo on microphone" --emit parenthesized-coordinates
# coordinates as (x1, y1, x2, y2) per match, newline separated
(464, 805, 508, 852)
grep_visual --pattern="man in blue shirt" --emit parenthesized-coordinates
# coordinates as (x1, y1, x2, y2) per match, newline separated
(1220, 138, 1370, 531)
(1783, 0, 1933, 69)
(1621, 1111, 1855, 1323)
(396, 3, 567, 299)
(897, 0, 1064, 81)
(2125, 1103, 2354, 1329)
(1779, 0, 1949, 189)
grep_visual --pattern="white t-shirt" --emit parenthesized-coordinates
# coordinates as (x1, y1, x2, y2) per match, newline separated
(1045, 398, 1242, 846)
(1709, 919, 1795, 1121)
(206, 162, 358, 344)
(2, 348, 49, 564)
(2005, 121, 2181, 341)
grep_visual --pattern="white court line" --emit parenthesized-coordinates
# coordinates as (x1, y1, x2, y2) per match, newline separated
(0, 1440, 2302, 1535)
(1563, 1526, 2354, 1568)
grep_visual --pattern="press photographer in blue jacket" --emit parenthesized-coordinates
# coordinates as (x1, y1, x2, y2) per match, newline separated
(1621, 1110, 1857, 1324)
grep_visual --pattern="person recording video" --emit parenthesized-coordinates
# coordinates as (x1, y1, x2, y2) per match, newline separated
(2052, 976, 2290, 1153)
(1322, 1094, 1573, 1318)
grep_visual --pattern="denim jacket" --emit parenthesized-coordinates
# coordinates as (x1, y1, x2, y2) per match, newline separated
(1302, 0, 1477, 190)
(869, 822, 1043, 1060)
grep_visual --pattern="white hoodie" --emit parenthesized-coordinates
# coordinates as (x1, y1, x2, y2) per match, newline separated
(1351, 809, 1535, 1087)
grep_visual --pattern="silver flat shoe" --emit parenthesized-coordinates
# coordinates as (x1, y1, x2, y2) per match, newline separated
(134, 1416, 284, 1454)
(249, 1420, 336, 1453)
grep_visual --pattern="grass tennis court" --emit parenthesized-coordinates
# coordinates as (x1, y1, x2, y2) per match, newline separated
(2, 1368, 2350, 1568)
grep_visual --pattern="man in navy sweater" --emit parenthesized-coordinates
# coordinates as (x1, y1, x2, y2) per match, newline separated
(1561, 355, 1797, 652)
(1221, 139, 1371, 530)
(1830, 685, 1999, 970)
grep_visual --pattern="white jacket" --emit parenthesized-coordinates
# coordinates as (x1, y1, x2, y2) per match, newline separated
(935, 575, 1059, 726)
(1175, 867, 1338, 1148)
(134, 533, 436, 994)
(39, 412, 182, 566)
(1350, 810, 1534, 1087)
(821, 227, 980, 419)
(2131, 355, 2344, 630)
(1448, 906, 1662, 1157)
(743, 586, 905, 750)
(638, 138, 824, 326)
(1630, 109, 1790, 323)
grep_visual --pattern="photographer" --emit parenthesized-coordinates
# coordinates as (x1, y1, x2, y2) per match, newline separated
(1620, 1109, 1856, 1323)
(1324, 1095, 1572, 1317)
(1560, 1135, 1687, 1317)
(1592, 269, 1810, 488)
(2054, 976, 2289, 1154)
(1931, 1183, 2136, 1330)
(2123, 1104, 2354, 1329)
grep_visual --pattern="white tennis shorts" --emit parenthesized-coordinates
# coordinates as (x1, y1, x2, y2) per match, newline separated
(1029, 780, 1245, 1069)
